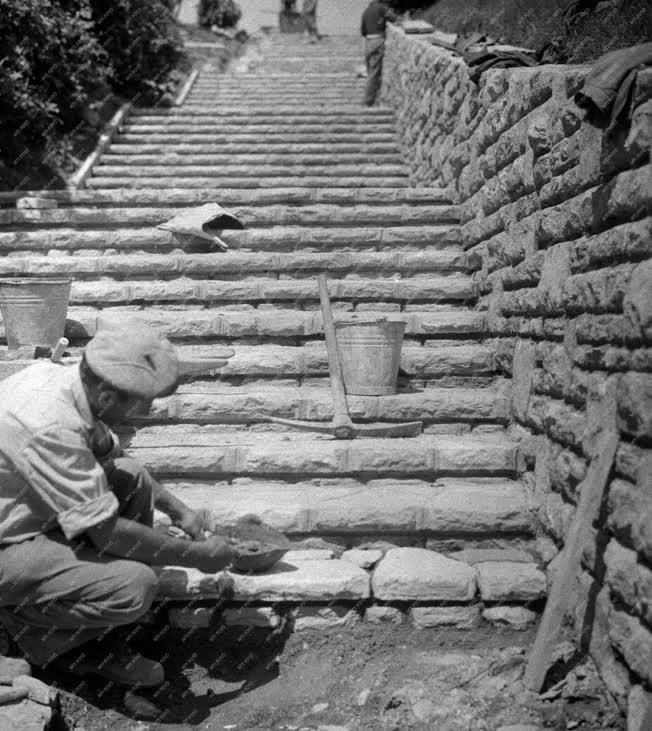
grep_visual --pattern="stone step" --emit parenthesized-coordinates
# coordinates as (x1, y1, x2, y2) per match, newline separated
(0, 187, 450, 207)
(107, 142, 401, 154)
(0, 224, 460, 253)
(158, 477, 533, 539)
(91, 164, 408, 180)
(0, 203, 457, 228)
(87, 176, 413, 190)
(193, 78, 366, 86)
(174, 342, 495, 380)
(99, 152, 405, 166)
(187, 92, 366, 101)
(219, 73, 365, 80)
(140, 382, 509, 426)
(67, 275, 475, 307)
(0, 342, 495, 383)
(186, 90, 368, 97)
(122, 123, 396, 134)
(131, 108, 394, 120)
(123, 429, 521, 478)
(29, 305, 484, 343)
(0, 250, 467, 280)
(116, 132, 398, 144)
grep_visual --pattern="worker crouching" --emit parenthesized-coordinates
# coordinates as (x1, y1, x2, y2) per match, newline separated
(0, 325, 257, 688)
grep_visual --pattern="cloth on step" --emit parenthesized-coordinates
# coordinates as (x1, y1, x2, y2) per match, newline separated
(0, 456, 158, 666)
(466, 49, 539, 83)
(364, 37, 385, 107)
(575, 42, 652, 130)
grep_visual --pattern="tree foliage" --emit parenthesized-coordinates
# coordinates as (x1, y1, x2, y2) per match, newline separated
(0, 0, 185, 167)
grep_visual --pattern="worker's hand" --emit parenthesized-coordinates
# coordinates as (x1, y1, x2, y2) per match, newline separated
(90, 421, 121, 460)
(175, 509, 211, 542)
(194, 535, 234, 574)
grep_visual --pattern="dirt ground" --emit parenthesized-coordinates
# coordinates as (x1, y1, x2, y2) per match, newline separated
(40, 618, 624, 731)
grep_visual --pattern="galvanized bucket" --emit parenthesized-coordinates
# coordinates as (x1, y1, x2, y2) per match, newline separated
(0, 278, 71, 349)
(336, 318, 406, 396)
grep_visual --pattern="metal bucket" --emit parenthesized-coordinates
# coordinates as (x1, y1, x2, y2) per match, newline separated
(0, 278, 71, 349)
(336, 319, 406, 396)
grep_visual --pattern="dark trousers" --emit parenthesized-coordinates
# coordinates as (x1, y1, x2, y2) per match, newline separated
(365, 37, 385, 106)
(0, 457, 158, 666)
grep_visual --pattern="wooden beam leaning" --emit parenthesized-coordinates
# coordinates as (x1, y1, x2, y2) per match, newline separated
(524, 429, 619, 691)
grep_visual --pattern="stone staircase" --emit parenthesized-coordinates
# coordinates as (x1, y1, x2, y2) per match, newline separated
(0, 35, 542, 629)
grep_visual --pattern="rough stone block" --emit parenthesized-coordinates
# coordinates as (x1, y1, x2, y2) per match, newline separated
(409, 605, 481, 629)
(616, 373, 652, 440)
(609, 608, 652, 685)
(604, 539, 652, 625)
(482, 605, 537, 629)
(364, 606, 404, 624)
(372, 548, 477, 601)
(476, 561, 546, 601)
(627, 685, 652, 731)
(608, 478, 652, 564)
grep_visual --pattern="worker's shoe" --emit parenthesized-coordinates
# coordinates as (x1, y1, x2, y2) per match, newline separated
(59, 645, 164, 688)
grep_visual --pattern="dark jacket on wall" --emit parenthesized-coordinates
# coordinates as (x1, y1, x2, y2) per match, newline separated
(361, 1, 397, 37)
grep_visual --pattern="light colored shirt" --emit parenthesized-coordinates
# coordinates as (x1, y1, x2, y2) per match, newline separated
(0, 362, 119, 545)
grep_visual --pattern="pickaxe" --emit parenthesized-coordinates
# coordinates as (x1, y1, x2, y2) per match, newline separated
(268, 274, 422, 439)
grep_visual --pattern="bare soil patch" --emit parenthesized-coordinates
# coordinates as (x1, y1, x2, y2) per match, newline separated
(44, 621, 623, 730)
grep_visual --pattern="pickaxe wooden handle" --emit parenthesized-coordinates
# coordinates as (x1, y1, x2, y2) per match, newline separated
(317, 273, 355, 439)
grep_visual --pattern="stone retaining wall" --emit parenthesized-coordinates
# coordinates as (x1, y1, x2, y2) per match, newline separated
(382, 25, 651, 722)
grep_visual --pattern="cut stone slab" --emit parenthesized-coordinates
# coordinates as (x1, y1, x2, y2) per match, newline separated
(482, 606, 538, 629)
(447, 548, 537, 565)
(291, 605, 360, 631)
(341, 549, 383, 569)
(364, 606, 404, 624)
(231, 559, 369, 601)
(372, 548, 477, 601)
(156, 477, 532, 537)
(476, 562, 547, 601)
(157, 559, 369, 601)
(409, 605, 481, 629)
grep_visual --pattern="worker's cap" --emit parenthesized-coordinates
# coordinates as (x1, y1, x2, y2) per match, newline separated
(85, 325, 179, 399)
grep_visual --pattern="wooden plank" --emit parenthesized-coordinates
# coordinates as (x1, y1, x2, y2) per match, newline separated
(524, 429, 619, 691)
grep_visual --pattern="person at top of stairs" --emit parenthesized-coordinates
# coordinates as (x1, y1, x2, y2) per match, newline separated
(303, 0, 322, 42)
(361, 0, 399, 105)
(0, 325, 258, 688)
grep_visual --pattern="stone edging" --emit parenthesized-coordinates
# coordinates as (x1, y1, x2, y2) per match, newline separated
(175, 68, 200, 106)
(68, 102, 131, 190)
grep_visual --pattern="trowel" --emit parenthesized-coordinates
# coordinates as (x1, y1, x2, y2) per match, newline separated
(267, 274, 422, 440)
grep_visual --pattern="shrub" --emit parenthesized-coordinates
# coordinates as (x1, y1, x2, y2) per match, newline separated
(89, 0, 185, 101)
(0, 0, 109, 159)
